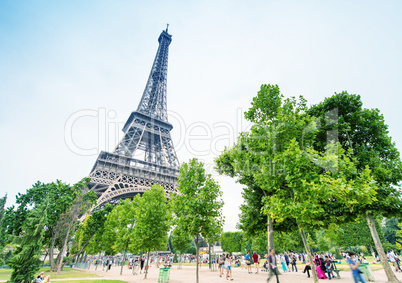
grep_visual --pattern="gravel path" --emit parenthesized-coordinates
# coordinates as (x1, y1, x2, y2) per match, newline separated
(70, 264, 402, 283)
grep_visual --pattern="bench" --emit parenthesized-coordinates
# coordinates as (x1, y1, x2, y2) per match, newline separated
(332, 262, 341, 279)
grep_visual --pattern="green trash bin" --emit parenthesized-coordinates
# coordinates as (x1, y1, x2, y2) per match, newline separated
(158, 267, 170, 283)
(359, 262, 375, 281)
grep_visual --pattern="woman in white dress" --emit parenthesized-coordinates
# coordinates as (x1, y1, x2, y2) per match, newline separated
(241, 255, 246, 269)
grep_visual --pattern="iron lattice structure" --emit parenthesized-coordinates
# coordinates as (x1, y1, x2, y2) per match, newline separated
(88, 27, 180, 207)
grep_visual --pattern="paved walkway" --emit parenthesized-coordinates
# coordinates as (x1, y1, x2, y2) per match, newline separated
(70, 264, 402, 283)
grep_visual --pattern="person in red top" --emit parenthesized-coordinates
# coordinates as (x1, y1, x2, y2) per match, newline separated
(252, 251, 259, 274)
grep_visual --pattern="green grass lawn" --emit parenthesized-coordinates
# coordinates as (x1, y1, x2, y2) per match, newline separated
(0, 267, 97, 280)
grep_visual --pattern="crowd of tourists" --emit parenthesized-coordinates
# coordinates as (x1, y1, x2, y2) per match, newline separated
(73, 248, 402, 282)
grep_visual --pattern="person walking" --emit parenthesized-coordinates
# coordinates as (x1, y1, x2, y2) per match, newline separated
(347, 251, 366, 283)
(241, 255, 246, 269)
(225, 254, 234, 281)
(387, 250, 401, 273)
(140, 256, 145, 274)
(219, 254, 225, 277)
(325, 255, 333, 280)
(280, 253, 288, 272)
(253, 251, 259, 274)
(284, 252, 290, 271)
(267, 249, 280, 283)
(291, 253, 298, 272)
(246, 252, 252, 274)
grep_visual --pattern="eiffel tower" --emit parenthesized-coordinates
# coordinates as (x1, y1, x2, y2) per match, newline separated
(88, 26, 180, 207)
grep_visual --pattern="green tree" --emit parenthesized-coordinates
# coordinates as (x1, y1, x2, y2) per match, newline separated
(306, 233, 317, 250)
(0, 194, 7, 264)
(221, 232, 243, 254)
(171, 158, 224, 283)
(383, 218, 400, 245)
(54, 178, 97, 274)
(102, 198, 138, 275)
(396, 223, 402, 250)
(330, 217, 385, 251)
(8, 200, 48, 283)
(274, 231, 303, 252)
(308, 92, 402, 282)
(171, 224, 192, 269)
(134, 184, 172, 279)
(216, 139, 297, 254)
(227, 85, 377, 283)
(316, 230, 330, 252)
(2, 180, 90, 271)
(71, 203, 113, 260)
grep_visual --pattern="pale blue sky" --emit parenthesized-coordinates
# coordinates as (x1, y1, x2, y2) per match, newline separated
(1, 0, 401, 231)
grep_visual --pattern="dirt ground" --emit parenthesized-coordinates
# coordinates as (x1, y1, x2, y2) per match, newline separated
(70, 263, 402, 283)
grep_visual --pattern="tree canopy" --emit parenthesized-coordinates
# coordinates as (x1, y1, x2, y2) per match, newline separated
(171, 158, 224, 283)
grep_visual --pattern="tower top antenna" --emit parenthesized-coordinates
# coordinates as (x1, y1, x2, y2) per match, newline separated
(166, 23, 169, 32)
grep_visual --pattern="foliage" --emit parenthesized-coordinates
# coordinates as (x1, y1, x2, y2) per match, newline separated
(0, 194, 8, 264)
(172, 159, 224, 243)
(396, 222, 402, 250)
(328, 217, 385, 250)
(1, 179, 96, 272)
(171, 158, 224, 282)
(85, 204, 114, 256)
(308, 92, 402, 218)
(53, 178, 97, 273)
(383, 217, 400, 245)
(216, 137, 297, 240)
(185, 242, 196, 255)
(221, 232, 243, 253)
(316, 230, 330, 252)
(222, 85, 380, 283)
(308, 92, 402, 282)
(171, 225, 192, 254)
(133, 184, 172, 278)
(102, 199, 138, 256)
(72, 203, 113, 256)
(133, 184, 172, 253)
(8, 200, 48, 283)
(3, 181, 76, 239)
(234, 85, 376, 230)
(306, 233, 317, 250)
(274, 231, 303, 252)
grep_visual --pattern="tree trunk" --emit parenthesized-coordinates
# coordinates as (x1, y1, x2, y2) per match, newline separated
(53, 250, 63, 272)
(61, 232, 96, 269)
(369, 244, 375, 257)
(57, 224, 71, 275)
(196, 237, 200, 283)
(267, 216, 281, 275)
(80, 252, 85, 263)
(267, 216, 275, 252)
(144, 250, 150, 279)
(42, 250, 48, 266)
(214, 254, 217, 271)
(366, 213, 400, 283)
(49, 236, 56, 271)
(298, 223, 319, 283)
(209, 244, 212, 270)
(120, 248, 127, 275)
